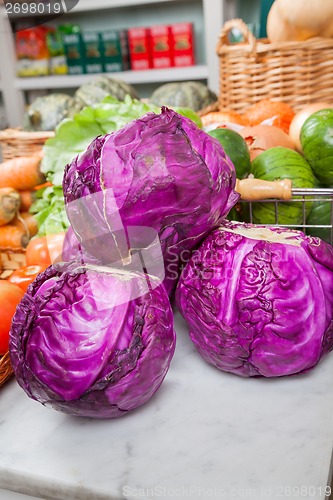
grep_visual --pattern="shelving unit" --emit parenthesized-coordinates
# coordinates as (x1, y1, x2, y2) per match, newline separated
(0, 0, 238, 127)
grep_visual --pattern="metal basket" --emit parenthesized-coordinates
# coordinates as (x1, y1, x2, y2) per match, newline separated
(244, 188, 333, 245)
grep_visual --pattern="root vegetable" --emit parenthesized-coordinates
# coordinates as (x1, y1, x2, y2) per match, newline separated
(0, 155, 46, 191)
(0, 188, 20, 226)
(0, 225, 30, 250)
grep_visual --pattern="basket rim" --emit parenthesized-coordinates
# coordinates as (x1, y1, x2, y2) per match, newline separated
(217, 36, 333, 55)
(216, 18, 333, 56)
(0, 128, 55, 141)
(0, 351, 14, 388)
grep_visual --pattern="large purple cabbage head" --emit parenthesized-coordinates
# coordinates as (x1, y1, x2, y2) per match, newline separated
(176, 221, 333, 377)
(9, 263, 176, 418)
(62, 107, 239, 294)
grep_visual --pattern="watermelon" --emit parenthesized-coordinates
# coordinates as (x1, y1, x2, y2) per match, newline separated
(208, 128, 251, 179)
(250, 147, 315, 226)
(226, 205, 243, 222)
(306, 181, 333, 244)
(301, 109, 333, 186)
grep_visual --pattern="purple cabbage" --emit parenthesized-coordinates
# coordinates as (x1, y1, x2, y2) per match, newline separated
(176, 221, 333, 377)
(63, 107, 239, 294)
(9, 263, 176, 418)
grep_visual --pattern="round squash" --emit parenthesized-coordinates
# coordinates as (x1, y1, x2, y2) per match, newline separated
(74, 75, 139, 108)
(250, 147, 315, 225)
(150, 81, 217, 112)
(267, 0, 333, 42)
(23, 94, 76, 131)
(208, 128, 251, 179)
(301, 109, 333, 186)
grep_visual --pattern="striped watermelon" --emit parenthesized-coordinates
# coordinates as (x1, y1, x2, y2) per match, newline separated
(250, 147, 315, 226)
(306, 181, 332, 244)
(301, 109, 333, 186)
(306, 198, 332, 243)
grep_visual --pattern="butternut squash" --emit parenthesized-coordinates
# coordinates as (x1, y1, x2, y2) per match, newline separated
(267, 0, 333, 42)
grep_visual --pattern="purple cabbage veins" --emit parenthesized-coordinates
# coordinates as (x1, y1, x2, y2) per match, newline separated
(9, 263, 176, 418)
(176, 221, 333, 377)
(62, 107, 239, 294)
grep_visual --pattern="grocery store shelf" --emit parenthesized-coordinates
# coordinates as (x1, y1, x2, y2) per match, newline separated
(0, 0, 189, 18)
(14, 65, 208, 90)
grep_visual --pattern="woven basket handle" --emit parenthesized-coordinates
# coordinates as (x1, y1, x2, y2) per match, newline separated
(216, 18, 257, 55)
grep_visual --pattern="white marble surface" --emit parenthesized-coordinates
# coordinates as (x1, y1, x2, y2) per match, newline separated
(1, 312, 333, 500)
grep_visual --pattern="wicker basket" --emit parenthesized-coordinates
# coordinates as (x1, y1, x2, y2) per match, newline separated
(0, 129, 54, 161)
(216, 19, 333, 113)
(0, 250, 26, 280)
(0, 250, 26, 387)
(0, 352, 13, 388)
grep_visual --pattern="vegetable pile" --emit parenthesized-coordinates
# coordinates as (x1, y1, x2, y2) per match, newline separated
(4, 92, 333, 419)
(202, 98, 333, 242)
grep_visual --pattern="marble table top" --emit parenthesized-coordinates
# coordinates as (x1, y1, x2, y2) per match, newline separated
(1, 312, 333, 500)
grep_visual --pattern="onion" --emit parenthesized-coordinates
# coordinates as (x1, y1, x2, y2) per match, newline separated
(201, 110, 248, 133)
(239, 125, 296, 161)
(289, 102, 333, 152)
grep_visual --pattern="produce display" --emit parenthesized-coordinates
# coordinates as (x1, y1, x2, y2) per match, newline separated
(0, 75, 332, 418)
(197, 99, 333, 237)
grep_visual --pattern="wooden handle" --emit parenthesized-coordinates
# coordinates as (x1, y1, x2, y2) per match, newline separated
(236, 178, 292, 201)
